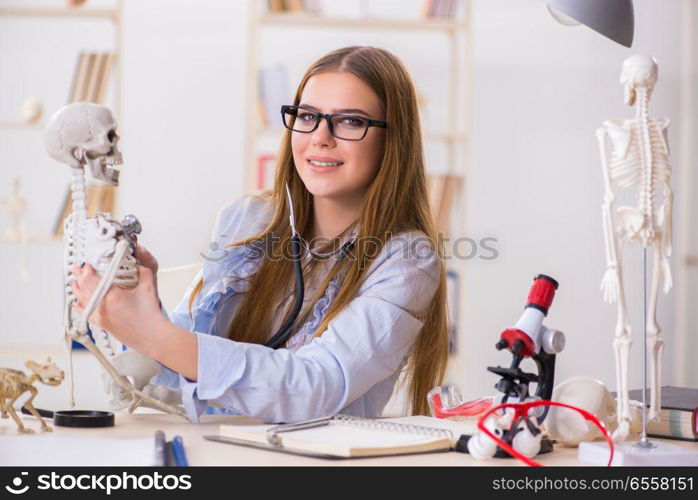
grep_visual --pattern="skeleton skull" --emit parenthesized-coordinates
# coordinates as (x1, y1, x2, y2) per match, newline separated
(45, 102, 122, 186)
(620, 54, 658, 106)
(544, 376, 618, 446)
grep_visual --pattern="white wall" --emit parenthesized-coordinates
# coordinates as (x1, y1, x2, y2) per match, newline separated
(0, 1, 691, 407)
(117, 0, 248, 269)
(678, 0, 698, 388)
(455, 0, 687, 400)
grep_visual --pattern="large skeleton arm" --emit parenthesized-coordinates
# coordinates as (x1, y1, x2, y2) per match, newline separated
(659, 180, 673, 294)
(596, 127, 622, 304)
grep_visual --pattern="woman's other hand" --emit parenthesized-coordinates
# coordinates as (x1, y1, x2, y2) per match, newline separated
(132, 237, 159, 275)
(131, 235, 160, 298)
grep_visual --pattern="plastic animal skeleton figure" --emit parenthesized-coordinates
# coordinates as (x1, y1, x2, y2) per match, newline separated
(0, 358, 64, 433)
(44, 102, 187, 420)
(596, 55, 673, 442)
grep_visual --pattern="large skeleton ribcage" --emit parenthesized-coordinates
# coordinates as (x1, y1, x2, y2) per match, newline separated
(605, 118, 672, 189)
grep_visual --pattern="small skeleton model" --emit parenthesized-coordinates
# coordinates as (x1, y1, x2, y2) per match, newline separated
(0, 358, 64, 434)
(1, 177, 30, 280)
(1, 177, 27, 242)
(44, 102, 187, 420)
(596, 55, 673, 442)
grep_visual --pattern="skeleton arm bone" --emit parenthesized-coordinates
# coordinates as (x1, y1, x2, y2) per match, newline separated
(597, 127, 622, 303)
(661, 180, 673, 293)
(73, 239, 130, 335)
(70, 244, 189, 420)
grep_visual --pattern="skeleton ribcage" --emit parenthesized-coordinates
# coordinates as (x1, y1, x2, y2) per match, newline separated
(608, 123, 671, 189)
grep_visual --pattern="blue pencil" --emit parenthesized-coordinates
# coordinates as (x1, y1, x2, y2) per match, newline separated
(171, 435, 189, 467)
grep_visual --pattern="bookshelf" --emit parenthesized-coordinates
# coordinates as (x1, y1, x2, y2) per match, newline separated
(243, 0, 473, 198)
(0, 0, 123, 244)
(244, 1, 472, 383)
(0, 2, 123, 126)
(259, 12, 468, 31)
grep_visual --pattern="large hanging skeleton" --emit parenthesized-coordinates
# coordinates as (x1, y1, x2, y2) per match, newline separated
(44, 102, 187, 420)
(596, 55, 673, 442)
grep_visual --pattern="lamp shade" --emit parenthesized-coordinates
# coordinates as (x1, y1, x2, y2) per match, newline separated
(545, 0, 634, 48)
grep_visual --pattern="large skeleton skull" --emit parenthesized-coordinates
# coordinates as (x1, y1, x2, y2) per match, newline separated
(620, 54, 658, 106)
(45, 102, 122, 186)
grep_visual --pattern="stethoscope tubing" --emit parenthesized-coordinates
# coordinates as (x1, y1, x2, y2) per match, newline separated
(264, 235, 355, 350)
(264, 183, 356, 349)
(265, 234, 305, 349)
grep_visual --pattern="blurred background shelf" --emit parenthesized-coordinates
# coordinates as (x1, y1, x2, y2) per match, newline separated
(260, 12, 468, 31)
(0, 6, 118, 20)
(245, 0, 472, 225)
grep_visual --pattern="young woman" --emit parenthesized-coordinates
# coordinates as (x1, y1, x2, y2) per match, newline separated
(72, 46, 449, 423)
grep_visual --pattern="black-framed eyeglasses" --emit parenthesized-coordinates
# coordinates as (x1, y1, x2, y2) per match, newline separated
(281, 105, 387, 141)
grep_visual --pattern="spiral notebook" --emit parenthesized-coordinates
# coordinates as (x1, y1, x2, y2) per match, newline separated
(206, 415, 477, 458)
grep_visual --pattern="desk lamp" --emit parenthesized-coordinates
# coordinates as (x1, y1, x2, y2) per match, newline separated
(544, 0, 634, 48)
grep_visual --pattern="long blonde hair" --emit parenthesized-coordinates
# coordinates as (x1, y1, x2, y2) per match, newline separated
(190, 46, 449, 415)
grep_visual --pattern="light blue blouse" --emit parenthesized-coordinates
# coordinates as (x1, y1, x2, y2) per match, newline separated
(151, 193, 441, 423)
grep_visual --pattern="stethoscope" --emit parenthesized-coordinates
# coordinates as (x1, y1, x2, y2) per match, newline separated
(264, 183, 356, 349)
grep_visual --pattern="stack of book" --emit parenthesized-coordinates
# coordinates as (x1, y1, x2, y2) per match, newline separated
(628, 386, 698, 442)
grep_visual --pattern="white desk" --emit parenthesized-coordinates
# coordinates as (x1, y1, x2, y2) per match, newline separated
(4, 410, 695, 466)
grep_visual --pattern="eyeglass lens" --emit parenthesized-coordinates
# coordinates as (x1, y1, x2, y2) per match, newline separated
(283, 107, 370, 140)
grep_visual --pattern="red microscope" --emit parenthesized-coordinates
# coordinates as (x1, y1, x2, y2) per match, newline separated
(429, 274, 566, 460)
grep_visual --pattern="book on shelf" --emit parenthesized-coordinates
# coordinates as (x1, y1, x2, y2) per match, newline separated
(256, 153, 277, 190)
(427, 174, 458, 237)
(267, 0, 321, 14)
(627, 386, 698, 442)
(259, 63, 290, 127)
(206, 414, 477, 459)
(422, 0, 458, 19)
(285, 0, 303, 13)
(268, 0, 284, 13)
(302, 0, 322, 15)
(446, 269, 459, 354)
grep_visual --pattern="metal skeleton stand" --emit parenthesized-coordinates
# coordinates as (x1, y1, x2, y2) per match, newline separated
(579, 248, 698, 465)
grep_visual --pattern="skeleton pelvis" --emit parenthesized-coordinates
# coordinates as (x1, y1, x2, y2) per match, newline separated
(615, 206, 647, 242)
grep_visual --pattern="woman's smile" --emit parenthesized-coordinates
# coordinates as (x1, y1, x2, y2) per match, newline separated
(306, 156, 344, 173)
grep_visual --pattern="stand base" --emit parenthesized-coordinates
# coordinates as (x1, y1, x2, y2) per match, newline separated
(579, 440, 698, 466)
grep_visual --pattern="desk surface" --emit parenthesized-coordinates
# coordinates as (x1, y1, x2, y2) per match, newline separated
(4, 410, 696, 466)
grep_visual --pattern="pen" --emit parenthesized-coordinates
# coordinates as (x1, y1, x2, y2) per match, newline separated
(171, 435, 189, 467)
(266, 415, 333, 447)
(154, 430, 167, 467)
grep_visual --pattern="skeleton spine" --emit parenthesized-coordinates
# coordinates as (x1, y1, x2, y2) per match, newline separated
(636, 87, 655, 244)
